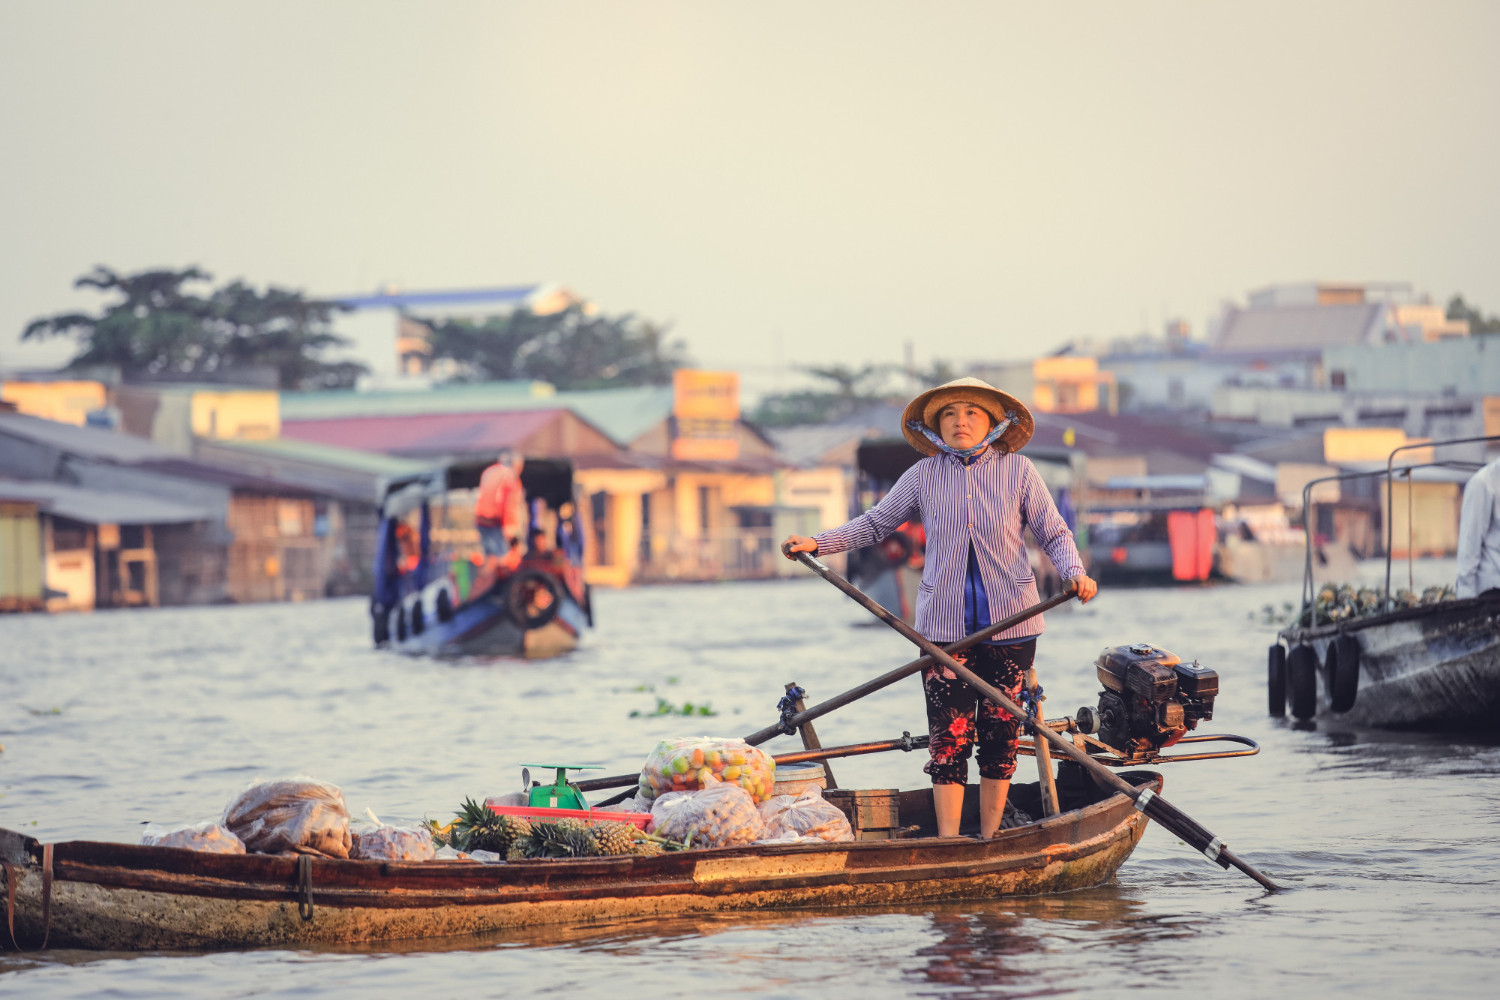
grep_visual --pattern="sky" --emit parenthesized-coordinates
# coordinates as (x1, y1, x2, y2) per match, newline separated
(2, 1, 1498, 397)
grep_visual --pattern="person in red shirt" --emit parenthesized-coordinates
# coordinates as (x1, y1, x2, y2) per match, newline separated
(475, 449, 526, 561)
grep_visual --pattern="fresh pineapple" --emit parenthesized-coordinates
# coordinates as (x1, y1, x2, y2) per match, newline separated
(451, 797, 531, 854)
(630, 839, 665, 857)
(590, 820, 639, 856)
(421, 818, 452, 849)
(509, 820, 599, 859)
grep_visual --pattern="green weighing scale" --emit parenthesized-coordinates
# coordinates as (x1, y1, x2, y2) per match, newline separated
(521, 763, 603, 811)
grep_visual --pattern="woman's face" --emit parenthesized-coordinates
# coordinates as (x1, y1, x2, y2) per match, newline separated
(937, 402, 992, 451)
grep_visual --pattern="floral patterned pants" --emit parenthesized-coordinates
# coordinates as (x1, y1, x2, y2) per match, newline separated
(922, 640, 1035, 785)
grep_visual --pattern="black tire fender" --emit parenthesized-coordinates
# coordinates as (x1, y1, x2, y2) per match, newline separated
(435, 586, 454, 623)
(506, 569, 562, 630)
(1288, 643, 1318, 720)
(372, 603, 390, 646)
(394, 606, 408, 642)
(1330, 634, 1360, 713)
(1267, 644, 1286, 717)
(410, 598, 425, 635)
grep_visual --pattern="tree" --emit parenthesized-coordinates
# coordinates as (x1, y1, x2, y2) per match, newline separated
(1446, 295, 1500, 335)
(752, 363, 900, 426)
(423, 305, 688, 389)
(22, 266, 366, 389)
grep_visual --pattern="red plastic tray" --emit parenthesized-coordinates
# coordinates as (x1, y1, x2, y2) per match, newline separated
(484, 799, 651, 831)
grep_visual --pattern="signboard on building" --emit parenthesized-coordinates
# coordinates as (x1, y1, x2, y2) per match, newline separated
(1324, 427, 1430, 465)
(672, 370, 740, 461)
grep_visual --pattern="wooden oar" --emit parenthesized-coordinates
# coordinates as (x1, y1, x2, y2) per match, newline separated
(580, 589, 1079, 802)
(786, 547, 1281, 892)
(741, 585, 1079, 747)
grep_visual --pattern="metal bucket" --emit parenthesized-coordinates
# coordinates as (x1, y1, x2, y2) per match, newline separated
(771, 762, 827, 797)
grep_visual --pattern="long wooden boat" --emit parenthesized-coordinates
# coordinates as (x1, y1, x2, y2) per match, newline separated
(0, 772, 1159, 951)
(1276, 590, 1500, 729)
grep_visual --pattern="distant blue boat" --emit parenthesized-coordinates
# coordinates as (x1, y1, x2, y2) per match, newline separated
(370, 459, 592, 659)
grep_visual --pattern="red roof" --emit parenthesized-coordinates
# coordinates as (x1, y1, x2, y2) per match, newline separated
(281, 409, 567, 457)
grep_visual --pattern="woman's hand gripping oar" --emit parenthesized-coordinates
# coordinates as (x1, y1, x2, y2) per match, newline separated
(784, 545, 1281, 892)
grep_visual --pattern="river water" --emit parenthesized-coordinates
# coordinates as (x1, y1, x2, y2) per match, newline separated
(2, 559, 1497, 998)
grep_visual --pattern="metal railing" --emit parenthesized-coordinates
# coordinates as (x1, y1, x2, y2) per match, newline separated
(1384, 435, 1500, 609)
(1293, 433, 1500, 626)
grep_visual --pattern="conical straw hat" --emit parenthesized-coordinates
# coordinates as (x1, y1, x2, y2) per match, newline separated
(900, 376, 1034, 456)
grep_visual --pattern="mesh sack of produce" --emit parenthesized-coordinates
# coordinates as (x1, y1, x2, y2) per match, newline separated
(638, 737, 777, 804)
(222, 776, 353, 858)
(351, 825, 436, 862)
(649, 779, 764, 849)
(757, 789, 853, 843)
(140, 822, 246, 854)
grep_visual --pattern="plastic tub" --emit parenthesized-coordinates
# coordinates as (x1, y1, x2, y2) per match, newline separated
(483, 798, 651, 831)
(771, 762, 827, 798)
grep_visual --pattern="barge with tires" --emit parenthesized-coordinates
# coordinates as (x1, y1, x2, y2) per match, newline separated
(370, 458, 592, 659)
(1270, 591, 1500, 729)
(1267, 432, 1500, 730)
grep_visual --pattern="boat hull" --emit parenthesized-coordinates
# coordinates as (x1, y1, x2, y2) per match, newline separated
(1279, 592, 1500, 729)
(0, 775, 1158, 951)
(387, 588, 586, 659)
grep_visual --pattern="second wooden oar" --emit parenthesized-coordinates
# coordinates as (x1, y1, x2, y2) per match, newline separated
(581, 588, 1078, 800)
(741, 584, 1078, 746)
(585, 734, 934, 805)
(786, 547, 1281, 892)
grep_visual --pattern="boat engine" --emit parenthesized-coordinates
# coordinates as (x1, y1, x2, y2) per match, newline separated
(1076, 643, 1218, 761)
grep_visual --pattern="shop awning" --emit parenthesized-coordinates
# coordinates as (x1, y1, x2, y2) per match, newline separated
(0, 480, 219, 525)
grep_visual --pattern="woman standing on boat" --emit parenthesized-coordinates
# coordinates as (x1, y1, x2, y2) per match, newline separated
(783, 377, 1096, 839)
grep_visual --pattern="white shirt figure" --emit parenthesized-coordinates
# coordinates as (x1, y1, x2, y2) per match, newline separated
(1456, 457, 1500, 598)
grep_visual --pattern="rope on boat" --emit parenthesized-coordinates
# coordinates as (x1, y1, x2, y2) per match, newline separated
(1017, 684, 1043, 734)
(0, 844, 51, 951)
(297, 854, 315, 922)
(776, 686, 807, 735)
(0, 861, 17, 952)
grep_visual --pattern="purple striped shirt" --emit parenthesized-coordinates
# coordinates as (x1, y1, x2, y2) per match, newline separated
(814, 449, 1085, 642)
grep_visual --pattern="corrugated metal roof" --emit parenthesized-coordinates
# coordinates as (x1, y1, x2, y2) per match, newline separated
(1212, 303, 1385, 355)
(280, 409, 568, 457)
(278, 384, 675, 446)
(0, 478, 219, 524)
(1211, 453, 1278, 483)
(135, 459, 324, 498)
(767, 425, 871, 467)
(197, 437, 434, 477)
(279, 381, 556, 421)
(333, 285, 540, 310)
(559, 386, 674, 444)
(0, 412, 176, 464)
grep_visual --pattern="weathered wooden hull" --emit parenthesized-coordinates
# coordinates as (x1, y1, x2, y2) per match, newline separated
(0, 775, 1158, 951)
(1279, 592, 1500, 729)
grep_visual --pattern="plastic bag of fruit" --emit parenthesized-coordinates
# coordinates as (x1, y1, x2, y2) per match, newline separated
(351, 825, 436, 862)
(648, 779, 764, 849)
(222, 776, 352, 858)
(757, 789, 853, 843)
(140, 821, 246, 854)
(637, 737, 777, 804)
